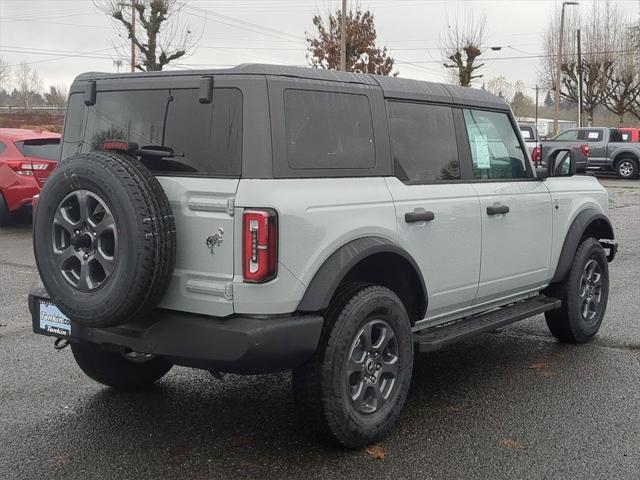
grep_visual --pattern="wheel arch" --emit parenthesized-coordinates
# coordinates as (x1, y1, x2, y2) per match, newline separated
(613, 151, 640, 167)
(296, 237, 428, 324)
(550, 208, 614, 284)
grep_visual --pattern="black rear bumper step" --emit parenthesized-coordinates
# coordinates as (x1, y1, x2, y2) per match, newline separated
(414, 295, 561, 353)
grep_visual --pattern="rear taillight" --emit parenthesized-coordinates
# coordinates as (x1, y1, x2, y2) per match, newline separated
(531, 145, 541, 165)
(580, 144, 590, 157)
(243, 208, 278, 283)
(6, 160, 47, 176)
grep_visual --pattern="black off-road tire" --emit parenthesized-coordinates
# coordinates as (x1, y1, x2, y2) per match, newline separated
(545, 237, 609, 343)
(71, 342, 172, 389)
(292, 284, 414, 448)
(33, 151, 176, 328)
(0, 193, 10, 227)
(615, 157, 639, 179)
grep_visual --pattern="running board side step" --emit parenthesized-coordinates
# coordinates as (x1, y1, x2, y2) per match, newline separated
(414, 295, 561, 353)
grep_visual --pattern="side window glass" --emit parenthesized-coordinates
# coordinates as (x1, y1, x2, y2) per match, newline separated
(284, 89, 375, 170)
(0, 141, 6, 154)
(463, 109, 528, 180)
(556, 129, 579, 141)
(388, 102, 460, 183)
(586, 130, 603, 142)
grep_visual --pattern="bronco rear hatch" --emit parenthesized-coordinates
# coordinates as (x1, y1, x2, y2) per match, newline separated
(62, 78, 242, 317)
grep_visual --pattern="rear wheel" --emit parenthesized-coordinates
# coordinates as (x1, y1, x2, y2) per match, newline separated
(71, 342, 172, 389)
(0, 193, 10, 227)
(292, 284, 413, 448)
(615, 158, 638, 179)
(545, 237, 609, 343)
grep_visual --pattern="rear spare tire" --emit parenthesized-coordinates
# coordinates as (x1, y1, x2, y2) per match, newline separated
(33, 151, 176, 328)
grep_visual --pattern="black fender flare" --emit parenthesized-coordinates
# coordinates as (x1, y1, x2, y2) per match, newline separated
(296, 236, 428, 313)
(550, 208, 615, 283)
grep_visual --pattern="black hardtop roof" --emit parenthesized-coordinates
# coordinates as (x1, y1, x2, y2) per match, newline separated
(73, 63, 508, 110)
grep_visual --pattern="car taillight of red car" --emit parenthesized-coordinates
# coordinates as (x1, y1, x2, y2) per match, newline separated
(6, 160, 50, 176)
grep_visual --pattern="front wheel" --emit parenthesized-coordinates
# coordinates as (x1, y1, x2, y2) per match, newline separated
(71, 342, 172, 389)
(292, 284, 414, 448)
(545, 237, 609, 343)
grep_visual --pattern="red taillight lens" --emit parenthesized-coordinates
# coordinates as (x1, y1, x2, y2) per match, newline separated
(580, 144, 590, 157)
(531, 145, 541, 164)
(7, 160, 35, 176)
(243, 209, 278, 283)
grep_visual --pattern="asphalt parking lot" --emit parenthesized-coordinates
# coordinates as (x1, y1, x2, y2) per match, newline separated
(1, 175, 639, 480)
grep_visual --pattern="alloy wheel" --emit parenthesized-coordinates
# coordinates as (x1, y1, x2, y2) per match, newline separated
(51, 189, 118, 292)
(345, 319, 400, 414)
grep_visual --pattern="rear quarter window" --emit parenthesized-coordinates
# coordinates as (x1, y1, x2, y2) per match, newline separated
(283, 89, 375, 170)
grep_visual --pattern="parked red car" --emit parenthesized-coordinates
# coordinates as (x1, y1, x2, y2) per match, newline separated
(0, 128, 60, 226)
(620, 128, 640, 143)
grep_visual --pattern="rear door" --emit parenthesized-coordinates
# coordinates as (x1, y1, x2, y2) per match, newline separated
(579, 128, 606, 167)
(63, 76, 243, 317)
(461, 108, 552, 306)
(384, 102, 481, 322)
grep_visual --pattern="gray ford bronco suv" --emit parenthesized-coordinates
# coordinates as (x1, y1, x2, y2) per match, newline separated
(29, 64, 617, 448)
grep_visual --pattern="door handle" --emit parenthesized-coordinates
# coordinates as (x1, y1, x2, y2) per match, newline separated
(405, 209, 435, 223)
(487, 204, 510, 215)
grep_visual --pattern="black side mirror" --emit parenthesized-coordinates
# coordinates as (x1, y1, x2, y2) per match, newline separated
(546, 148, 575, 178)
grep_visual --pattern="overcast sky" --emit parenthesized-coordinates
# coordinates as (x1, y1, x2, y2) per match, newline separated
(1, 0, 639, 98)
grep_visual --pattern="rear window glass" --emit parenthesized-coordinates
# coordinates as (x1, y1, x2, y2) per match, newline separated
(62, 88, 242, 176)
(519, 126, 534, 140)
(15, 138, 60, 161)
(388, 101, 460, 183)
(284, 89, 375, 170)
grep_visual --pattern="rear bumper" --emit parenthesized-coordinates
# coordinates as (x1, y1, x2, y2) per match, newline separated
(0, 165, 40, 212)
(29, 283, 324, 374)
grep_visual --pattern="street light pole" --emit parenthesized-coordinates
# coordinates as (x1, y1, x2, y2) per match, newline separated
(577, 28, 582, 127)
(554, 1, 578, 135)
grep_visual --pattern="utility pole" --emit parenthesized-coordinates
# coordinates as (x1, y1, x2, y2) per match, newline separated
(130, 0, 136, 72)
(340, 0, 347, 71)
(576, 28, 582, 127)
(118, 1, 137, 72)
(554, 2, 578, 135)
(535, 84, 539, 138)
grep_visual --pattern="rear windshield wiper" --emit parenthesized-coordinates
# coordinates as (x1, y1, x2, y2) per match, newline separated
(137, 145, 185, 159)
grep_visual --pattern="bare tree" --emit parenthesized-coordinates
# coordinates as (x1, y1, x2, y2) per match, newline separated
(95, 0, 194, 71)
(540, 1, 625, 125)
(439, 12, 488, 87)
(14, 63, 43, 107)
(0, 57, 11, 91)
(486, 76, 515, 101)
(44, 85, 69, 107)
(306, 7, 396, 76)
(603, 30, 640, 125)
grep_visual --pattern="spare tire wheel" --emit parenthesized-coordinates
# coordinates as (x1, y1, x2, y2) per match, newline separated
(33, 151, 176, 328)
